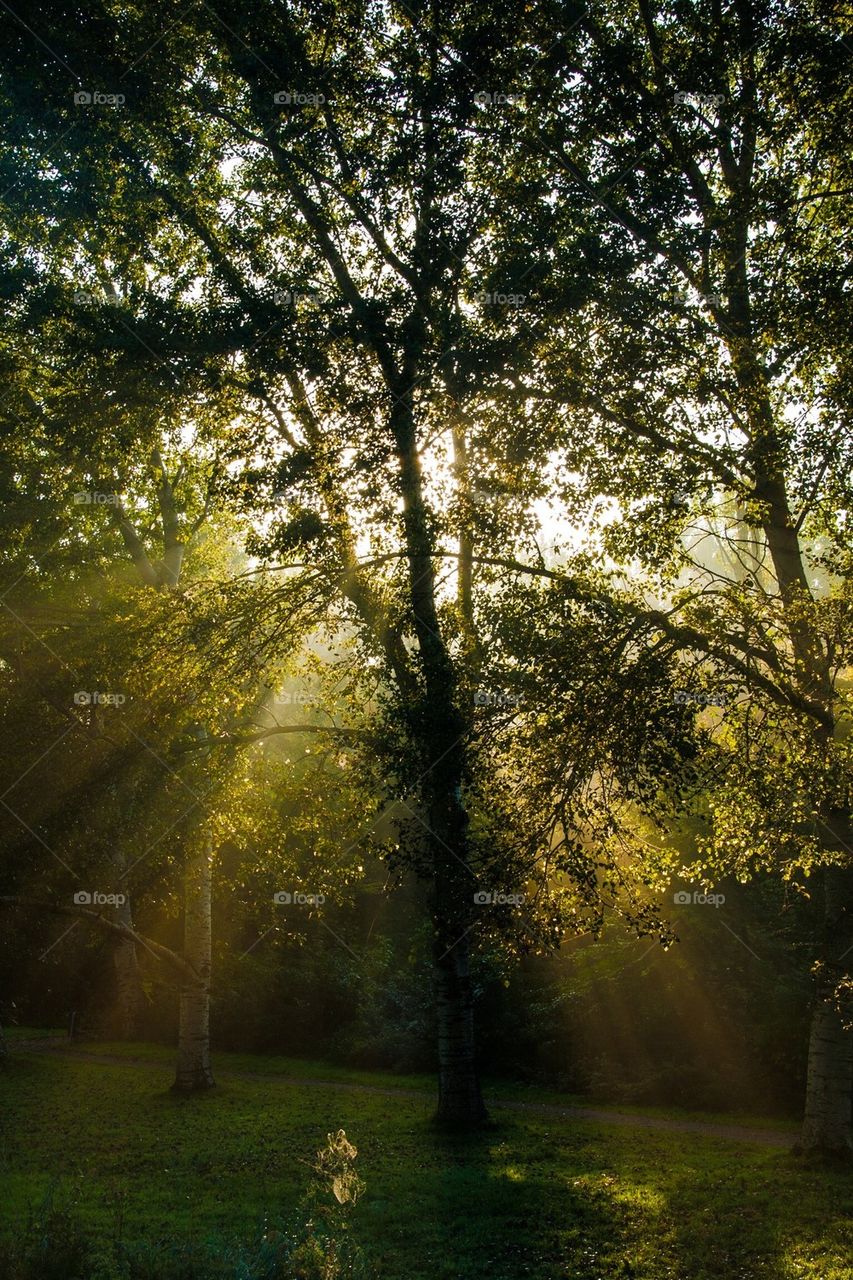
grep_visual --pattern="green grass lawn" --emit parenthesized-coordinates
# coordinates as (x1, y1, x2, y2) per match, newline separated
(0, 1046, 850, 1279)
(48, 1038, 803, 1134)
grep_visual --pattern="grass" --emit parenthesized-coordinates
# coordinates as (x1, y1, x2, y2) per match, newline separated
(56, 1037, 437, 1091)
(1, 1025, 66, 1041)
(50, 1038, 802, 1133)
(0, 1045, 850, 1279)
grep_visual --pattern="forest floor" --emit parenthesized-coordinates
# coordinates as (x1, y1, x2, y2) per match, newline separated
(1, 1039, 851, 1279)
(16, 1037, 794, 1146)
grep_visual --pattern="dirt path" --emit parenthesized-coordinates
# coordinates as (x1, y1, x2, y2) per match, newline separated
(16, 1042, 794, 1148)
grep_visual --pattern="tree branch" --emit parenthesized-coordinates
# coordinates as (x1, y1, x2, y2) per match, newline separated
(0, 897, 205, 986)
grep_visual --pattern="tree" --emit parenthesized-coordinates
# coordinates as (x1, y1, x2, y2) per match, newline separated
(0, 0, 540, 1124)
(499, 0, 853, 1152)
(0, 0, 692, 1125)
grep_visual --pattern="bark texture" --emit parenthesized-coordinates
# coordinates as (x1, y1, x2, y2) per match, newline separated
(172, 833, 214, 1092)
(799, 859, 853, 1154)
(800, 989, 853, 1153)
(112, 850, 142, 1038)
(434, 931, 487, 1125)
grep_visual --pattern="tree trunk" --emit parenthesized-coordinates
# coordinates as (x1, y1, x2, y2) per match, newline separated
(434, 930, 487, 1125)
(748, 410, 852, 1154)
(427, 765, 488, 1128)
(800, 982, 853, 1154)
(112, 860, 142, 1039)
(425, 760, 488, 1128)
(172, 832, 214, 1092)
(799, 858, 853, 1154)
(391, 389, 488, 1128)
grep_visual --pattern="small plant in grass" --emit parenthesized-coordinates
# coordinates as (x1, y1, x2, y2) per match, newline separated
(0, 1134, 369, 1279)
(291, 1129, 368, 1279)
(313, 1130, 366, 1208)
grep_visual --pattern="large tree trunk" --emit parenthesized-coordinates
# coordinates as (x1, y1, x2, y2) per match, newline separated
(799, 858, 853, 1154)
(172, 832, 214, 1092)
(434, 931, 487, 1125)
(425, 743, 488, 1129)
(746, 382, 852, 1154)
(426, 746, 488, 1128)
(800, 984, 853, 1154)
(391, 388, 489, 1127)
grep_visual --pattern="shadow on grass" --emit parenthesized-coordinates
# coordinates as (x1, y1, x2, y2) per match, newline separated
(368, 1118, 853, 1280)
(658, 1145, 853, 1280)
(358, 1117, 627, 1280)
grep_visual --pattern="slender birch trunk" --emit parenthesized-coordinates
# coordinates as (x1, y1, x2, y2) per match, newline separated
(112, 849, 142, 1038)
(172, 831, 214, 1092)
(801, 990, 853, 1154)
(799, 859, 853, 1153)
